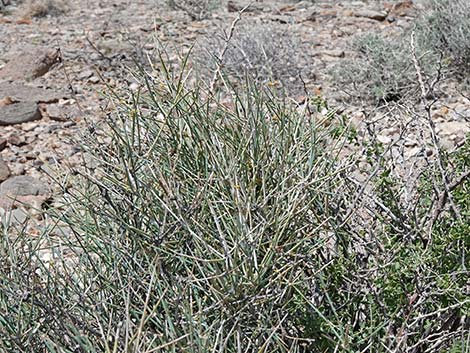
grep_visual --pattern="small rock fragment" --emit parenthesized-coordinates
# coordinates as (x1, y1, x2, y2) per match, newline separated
(377, 135, 392, 144)
(0, 82, 67, 103)
(227, 0, 265, 13)
(0, 157, 10, 182)
(314, 50, 345, 58)
(45, 102, 79, 122)
(437, 121, 469, 138)
(77, 69, 94, 81)
(355, 9, 388, 21)
(7, 134, 26, 146)
(45, 104, 64, 121)
(386, 0, 414, 17)
(0, 96, 17, 107)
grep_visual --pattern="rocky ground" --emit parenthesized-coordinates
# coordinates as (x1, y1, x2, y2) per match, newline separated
(0, 0, 468, 230)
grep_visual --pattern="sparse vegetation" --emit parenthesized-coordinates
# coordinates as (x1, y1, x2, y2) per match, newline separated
(196, 20, 311, 96)
(333, 0, 470, 103)
(333, 33, 425, 103)
(167, 0, 221, 20)
(417, 0, 470, 74)
(21, 0, 68, 18)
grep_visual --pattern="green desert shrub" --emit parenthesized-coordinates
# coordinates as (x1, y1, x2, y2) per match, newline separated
(333, 33, 425, 103)
(0, 55, 468, 352)
(333, 0, 470, 103)
(417, 0, 470, 78)
(0, 57, 357, 352)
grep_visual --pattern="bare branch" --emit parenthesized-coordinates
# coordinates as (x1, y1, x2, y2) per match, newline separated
(209, 3, 252, 93)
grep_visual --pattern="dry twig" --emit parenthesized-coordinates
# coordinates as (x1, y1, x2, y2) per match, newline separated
(410, 31, 465, 236)
(209, 3, 252, 93)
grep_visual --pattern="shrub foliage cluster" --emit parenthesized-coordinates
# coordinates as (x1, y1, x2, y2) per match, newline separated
(0, 0, 469, 352)
(0, 55, 468, 351)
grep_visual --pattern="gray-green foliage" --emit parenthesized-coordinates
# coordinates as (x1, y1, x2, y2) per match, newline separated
(333, 0, 470, 103)
(0, 55, 468, 352)
(333, 33, 423, 102)
(417, 0, 470, 77)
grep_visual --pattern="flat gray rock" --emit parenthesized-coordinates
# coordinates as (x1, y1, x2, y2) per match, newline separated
(0, 207, 29, 225)
(0, 175, 50, 196)
(0, 101, 42, 125)
(0, 82, 66, 103)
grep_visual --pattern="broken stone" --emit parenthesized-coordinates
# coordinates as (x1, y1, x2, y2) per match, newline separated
(227, 0, 266, 13)
(437, 121, 469, 137)
(0, 101, 41, 125)
(45, 103, 79, 121)
(0, 156, 10, 182)
(77, 69, 94, 81)
(355, 9, 388, 21)
(0, 138, 6, 151)
(88, 76, 100, 84)
(9, 208, 29, 224)
(0, 192, 49, 218)
(45, 103, 63, 121)
(0, 96, 17, 107)
(377, 135, 392, 144)
(7, 134, 26, 146)
(386, 0, 415, 17)
(314, 50, 345, 58)
(0, 46, 60, 81)
(0, 82, 67, 104)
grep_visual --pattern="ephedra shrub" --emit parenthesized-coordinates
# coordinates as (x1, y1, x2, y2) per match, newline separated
(0, 53, 468, 352)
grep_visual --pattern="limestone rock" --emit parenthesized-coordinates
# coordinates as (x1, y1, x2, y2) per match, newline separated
(0, 82, 67, 104)
(0, 46, 60, 81)
(385, 0, 415, 17)
(0, 175, 51, 219)
(45, 103, 79, 121)
(0, 101, 41, 125)
(437, 121, 470, 145)
(227, 1, 266, 13)
(0, 175, 50, 197)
